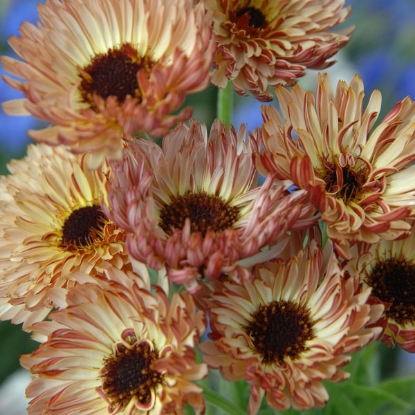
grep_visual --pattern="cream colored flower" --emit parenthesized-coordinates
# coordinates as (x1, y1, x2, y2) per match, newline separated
(200, 240, 382, 413)
(1, 0, 213, 168)
(21, 263, 207, 414)
(105, 119, 315, 293)
(346, 222, 415, 352)
(208, 0, 352, 101)
(0, 144, 128, 330)
(257, 72, 415, 258)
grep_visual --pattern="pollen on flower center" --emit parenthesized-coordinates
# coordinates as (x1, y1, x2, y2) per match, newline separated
(78, 43, 153, 105)
(233, 6, 267, 31)
(366, 258, 415, 325)
(159, 191, 241, 236)
(60, 205, 107, 248)
(101, 340, 163, 410)
(245, 300, 314, 364)
(323, 163, 367, 203)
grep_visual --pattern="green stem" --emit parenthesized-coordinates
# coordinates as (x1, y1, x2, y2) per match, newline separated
(203, 387, 246, 415)
(216, 83, 234, 128)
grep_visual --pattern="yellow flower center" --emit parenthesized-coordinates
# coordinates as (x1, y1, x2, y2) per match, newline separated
(60, 205, 106, 248)
(101, 340, 163, 411)
(245, 300, 314, 364)
(78, 43, 154, 106)
(366, 258, 415, 325)
(159, 191, 240, 236)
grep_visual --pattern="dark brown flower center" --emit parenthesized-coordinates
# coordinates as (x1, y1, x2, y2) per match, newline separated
(60, 205, 106, 248)
(101, 341, 162, 410)
(323, 163, 367, 203)
(244, 300, 314, 364)
(366, 258, 415, 325)
(234, 6, 267, 29)
(159, 191, 240, 236)
(78, 43, 153, 106)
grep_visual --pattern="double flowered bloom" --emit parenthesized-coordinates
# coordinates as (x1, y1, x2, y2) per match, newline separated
(21, 263, 208, 415)
(200, 241, 382, 413)
(209, 0, 352, 100)
(0, 144, 128, 329)
(1, 0, 415, 414)
(1, 0, 214, 167)
(257, 73, 415, 258)
(104, 120, 315, 293)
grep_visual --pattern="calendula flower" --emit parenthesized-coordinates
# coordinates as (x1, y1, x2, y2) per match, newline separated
(21, 263, 207, 415)
(0, 144, 128, 330)
(208, 0, 352, 101)
(257, 73, 415, 258)
(105, 119, 315, 293)
(346, 222, 415, 352)
(200, 240, 383, 413)
(1, 0, 213, 168)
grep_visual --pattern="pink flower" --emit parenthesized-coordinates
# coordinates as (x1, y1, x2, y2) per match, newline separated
(105, 119, 315, 293)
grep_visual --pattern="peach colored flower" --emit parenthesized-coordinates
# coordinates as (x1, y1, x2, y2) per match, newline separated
(257, 72, 415, 258)
(0, 144, 128, 330)
(104, 119, 315, 294)
(1, 0, 213, 168)
(346, 222, 415, 353)
(200, 240, 382, 413)
(21, 263, 207, 414)
(208, 0, 352, 101)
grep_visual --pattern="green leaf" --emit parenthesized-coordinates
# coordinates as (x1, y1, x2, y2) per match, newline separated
(376, 376, 415, 415)
(378, 375, 415, 396)
(0, 321, 37, 386)
(349, 383, 415, 412)
(345, 342, 381, 385)
(203, 387, 247, 415)
(325, 382, 365, 415)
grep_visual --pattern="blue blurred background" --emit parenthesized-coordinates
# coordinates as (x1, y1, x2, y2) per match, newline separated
(0, 0, 45, 171)
(1, 0, 415, 413)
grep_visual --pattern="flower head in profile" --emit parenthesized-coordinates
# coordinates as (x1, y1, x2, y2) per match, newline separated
(346, 222, 415, 353)
(21, 263, 207, 415)
(208, 0, 352, 101)
(0, 144, 128, 329)
(105, 119, 314, 293)
(1, 0, 213, 168)
(200, 240, 382, 413)
(257, 73, 415, 258)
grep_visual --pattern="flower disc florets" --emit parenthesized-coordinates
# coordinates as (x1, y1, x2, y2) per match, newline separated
(347, 223, 415, 352)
